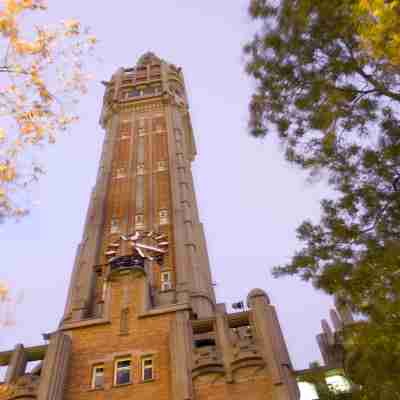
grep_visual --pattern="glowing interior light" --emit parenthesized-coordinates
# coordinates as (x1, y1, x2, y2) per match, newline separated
(325, 375, 351, 393)
(298, 381, 319, 400)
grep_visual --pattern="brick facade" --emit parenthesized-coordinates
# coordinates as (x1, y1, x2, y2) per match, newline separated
(0, 53, 299, 400)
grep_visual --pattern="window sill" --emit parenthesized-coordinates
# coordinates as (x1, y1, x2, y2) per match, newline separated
(140, 379, 155, 384)
(113, 382, 132, 388)
(88, 387, 104, 392)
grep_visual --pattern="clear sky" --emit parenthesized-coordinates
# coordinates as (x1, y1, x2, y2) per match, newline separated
(0, 1, 332, 371)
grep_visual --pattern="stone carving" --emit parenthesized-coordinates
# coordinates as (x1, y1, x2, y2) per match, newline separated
(0, 374, 40, 399)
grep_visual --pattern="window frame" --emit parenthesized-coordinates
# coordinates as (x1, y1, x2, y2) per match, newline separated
(141, 356, 154, 382)
(135, 214, 145, 229)
(161, 271, 172, 291)
(110, 218, 120, 234)
(114, 357, 132, 386)
(159, 209, 169, 225)
(137, 163, 145, 175)
(157, 160, 168, 172)
(115, 167, 126, 179)
(91, 364, 105, 390)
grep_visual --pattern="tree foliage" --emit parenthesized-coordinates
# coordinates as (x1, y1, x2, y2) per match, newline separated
(355, 0, 400, 66)
(245, 0, 400, 397)
(0, 0, 97, 220)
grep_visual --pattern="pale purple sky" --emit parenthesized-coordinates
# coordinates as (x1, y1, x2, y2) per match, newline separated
(0, 1, 332, 370)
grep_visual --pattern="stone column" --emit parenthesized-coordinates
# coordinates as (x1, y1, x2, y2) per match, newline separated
(170, 311, 193, 400)
(247, 289, 299, 400)
(69, 111, 118, 321)
(215, 304, 234, 383)
(38, 332, 72, 400)
(165, 101, 190, 305)
(5, 344, 27, 383)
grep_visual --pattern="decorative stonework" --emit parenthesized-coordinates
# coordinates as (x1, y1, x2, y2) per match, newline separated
(0, 374, 39, 400)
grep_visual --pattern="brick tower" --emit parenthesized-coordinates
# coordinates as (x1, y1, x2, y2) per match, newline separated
(0, 53, 300, 400)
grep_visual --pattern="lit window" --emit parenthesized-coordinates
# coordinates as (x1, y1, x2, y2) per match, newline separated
(161, 271, 172, 291)
(110, 219, 119, 234)
(91, 364, 104, 389)
(141, 356, 154, 381)
(159, 209, 169, 225)
(325, 375, 351, 393)
(135, 214, 145, 229)
(157, 160, 168, 172)
(114, 358, 131, 386)
(298, 381, 319, 400)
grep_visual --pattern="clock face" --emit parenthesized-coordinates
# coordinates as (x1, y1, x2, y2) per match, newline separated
(105, 230, 168, 265)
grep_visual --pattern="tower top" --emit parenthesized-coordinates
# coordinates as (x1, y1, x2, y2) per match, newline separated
(137, 51, 162, 66)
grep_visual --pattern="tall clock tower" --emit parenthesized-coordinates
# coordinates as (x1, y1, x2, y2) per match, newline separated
(0, 53, 299, 400)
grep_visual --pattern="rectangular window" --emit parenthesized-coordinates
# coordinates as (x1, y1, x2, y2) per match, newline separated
(91, 364, 104, 389)
(128, 88, 141, 98)
(137, 163, 145, 175)
(141, 357, 154, 381)
(110, 218, 119, 234)
(161, 271, 172, 291)
(120, 307, 129, 334)
(159, 209, 169, 225)
(116, 168, 126, 179)
(135, 175, 144, 211)
(157, 160, 168, 172)
(135, 214, 145, 229)
(114, 358, 131, 386)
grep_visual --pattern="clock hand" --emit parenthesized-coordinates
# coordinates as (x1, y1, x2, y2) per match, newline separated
(135, 247, 146, 258)
(134, 243, 166, 254)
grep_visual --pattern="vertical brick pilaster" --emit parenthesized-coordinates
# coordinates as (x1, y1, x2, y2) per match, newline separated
(38, 332, 72, 400)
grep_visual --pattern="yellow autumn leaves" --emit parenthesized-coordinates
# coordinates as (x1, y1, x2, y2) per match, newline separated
(0, 0, 46, 37)
(355, 0, 400, 66)
(0, 281, 8, 302)
(0, 0, 97, 219)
